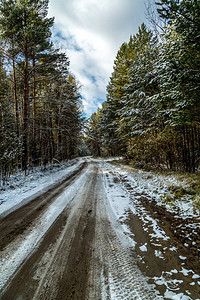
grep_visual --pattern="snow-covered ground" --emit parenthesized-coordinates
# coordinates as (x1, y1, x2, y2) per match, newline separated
(100, 159, 200, 299)
(1, 156, 199, 221)
(0, 157, 199, 299)
(102, 158, 200, 219)
(0, 164, 90, 290)
(0, 158, 84, 217)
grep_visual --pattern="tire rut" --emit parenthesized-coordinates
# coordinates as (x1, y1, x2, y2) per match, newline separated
(0, 161, 87, 251)
(0, 160, 176, 299)
(104, 165, 200, 298)
(86, 164, 159, 300)
(0, 162, 99, 300)
(98, 210, 158, 299)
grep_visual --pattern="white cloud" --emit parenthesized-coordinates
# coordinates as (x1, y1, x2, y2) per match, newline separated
(48, 0, 147, 116)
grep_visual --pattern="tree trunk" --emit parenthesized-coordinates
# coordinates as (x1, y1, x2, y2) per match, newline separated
(182, 127, 188, 172)
(33, 53, 37, 146)
(22, 35, 29, 173)
(12, 58, 19, 138)
(191, 125, 195, 172)
(49, 116, 55, 161)
(57, 117, 62, 160)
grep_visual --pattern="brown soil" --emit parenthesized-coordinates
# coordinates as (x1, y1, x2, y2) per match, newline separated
(118, 174, 200, 299)
(0, 160, 199, 299)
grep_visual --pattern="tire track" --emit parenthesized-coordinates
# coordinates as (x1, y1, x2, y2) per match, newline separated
(99, 211, 158, 299)
(100, 161, 200, 299)
(0, 161, 87, 251)
(0, 159, 163, 299)
(0, 162, 99, 299)
(86, 162, 159, 299)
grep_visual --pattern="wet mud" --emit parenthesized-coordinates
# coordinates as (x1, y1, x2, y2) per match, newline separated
(0, 160, 199, 299)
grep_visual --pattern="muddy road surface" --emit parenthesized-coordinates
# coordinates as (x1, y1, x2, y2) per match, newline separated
(0, 159, 199, 299)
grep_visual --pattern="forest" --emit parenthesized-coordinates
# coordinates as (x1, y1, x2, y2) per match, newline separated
(87, 0, 200, 173)
(0, 0, 199, 183)
(0, 0, 83, 180)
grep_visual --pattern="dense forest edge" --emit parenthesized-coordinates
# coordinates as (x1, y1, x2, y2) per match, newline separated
(86, 0, 200, 175)
(0, 0, 200, 186)
(0, 0, 86, 182)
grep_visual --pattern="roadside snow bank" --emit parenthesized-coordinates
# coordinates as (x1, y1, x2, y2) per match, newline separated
(0, 163, 89, 291)
(0, 158, 85, 217)
(104, 160, 200, 220)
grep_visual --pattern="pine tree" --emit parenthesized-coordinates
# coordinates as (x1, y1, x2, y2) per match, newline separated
(0, 58, 18, 182)
(0, 0, 84, 178)
(86, 110, 102, 157)
(0, 0, 54, 171)
(101, 39, 136, 156)
(154, 0, 200, 171)
(120, 24, 158, 140)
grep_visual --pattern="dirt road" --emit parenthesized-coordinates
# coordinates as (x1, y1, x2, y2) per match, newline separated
(0, 159, 199, 299)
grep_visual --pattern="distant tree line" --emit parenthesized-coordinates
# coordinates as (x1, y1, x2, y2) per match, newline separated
(0, 0, 83, 180)
(87, 0, 200, 173)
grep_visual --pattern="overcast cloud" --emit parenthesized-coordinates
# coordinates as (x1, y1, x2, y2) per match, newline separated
(48, 0, 147, 116)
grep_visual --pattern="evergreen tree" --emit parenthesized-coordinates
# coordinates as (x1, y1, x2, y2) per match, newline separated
(0, 0, 54, 171)
(101, 38, 136, 156)
(86, 110, 102, 157)
(0, 59, 18, 181)
(120, 24, 158, 142)
(0, 0, 84, 179)
(93, 15, 200, 172)
(154, 0, 200, 171)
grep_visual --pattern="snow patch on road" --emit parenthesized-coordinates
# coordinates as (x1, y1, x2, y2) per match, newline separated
(139, 244, 148, 252)
(164, 290, 192, 300)
(99, 159, 200, 299)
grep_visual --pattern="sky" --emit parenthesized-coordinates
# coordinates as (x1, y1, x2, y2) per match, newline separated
(48, 0, 148, 117)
